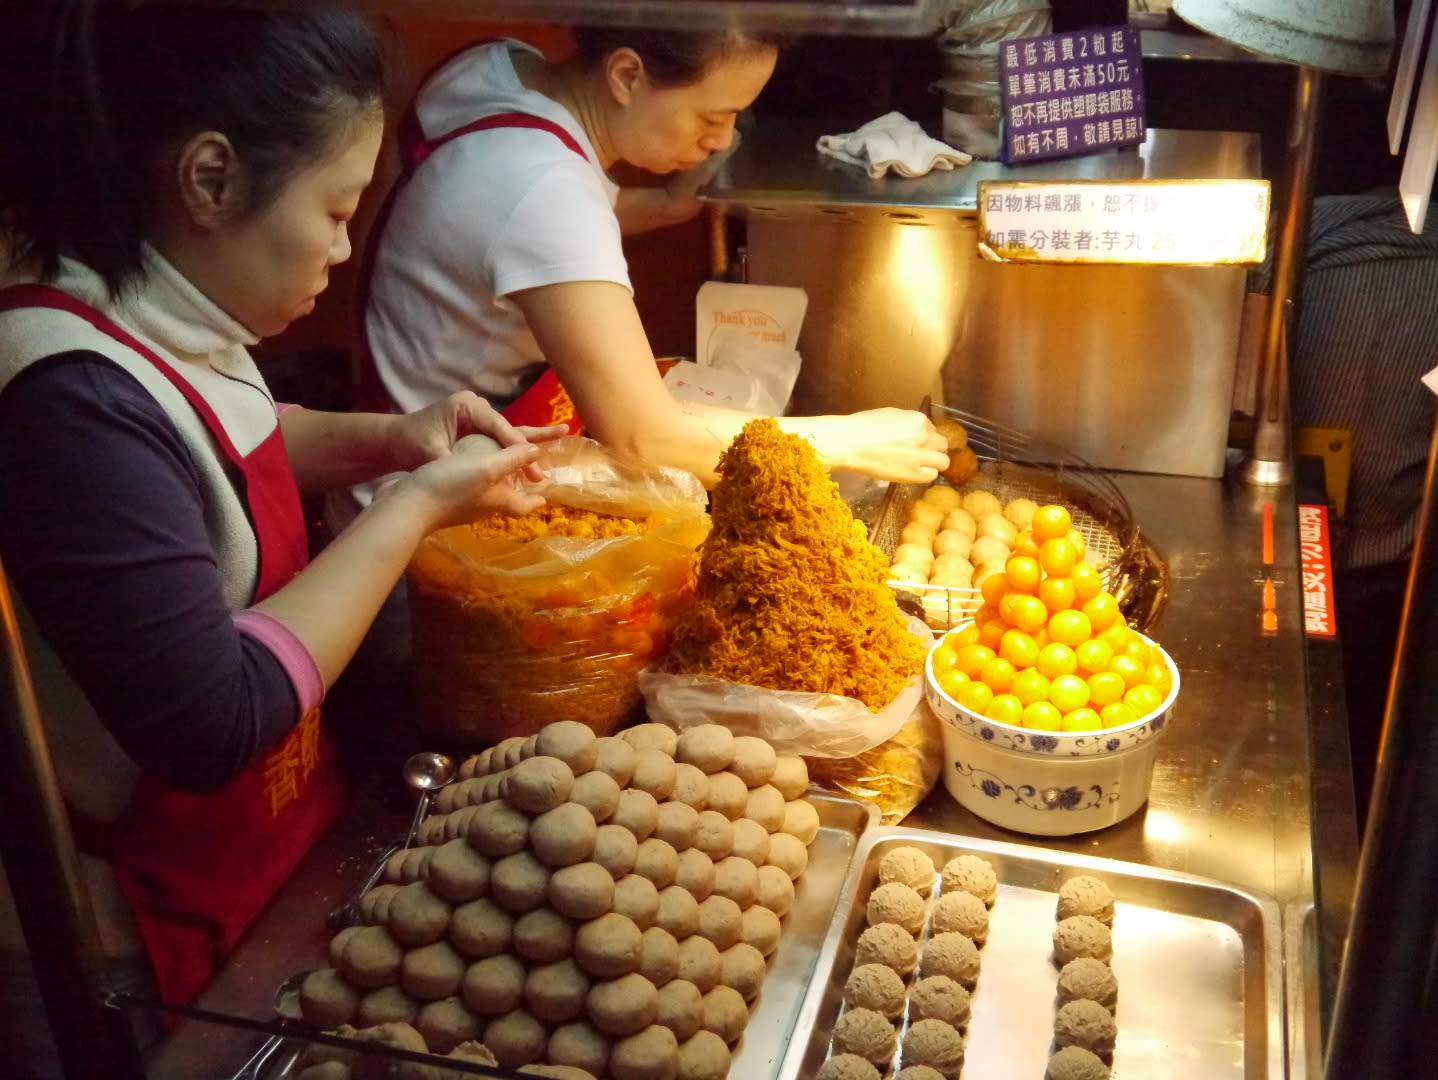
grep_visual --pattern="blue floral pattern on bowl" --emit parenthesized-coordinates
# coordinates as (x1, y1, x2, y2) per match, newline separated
(952, 758, 1122, 813)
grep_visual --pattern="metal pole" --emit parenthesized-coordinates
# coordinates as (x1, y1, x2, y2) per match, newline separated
(1324, 417, 1438, 1076)
(0, 562, 146, 1080)
(1240, 65, 1324, 488)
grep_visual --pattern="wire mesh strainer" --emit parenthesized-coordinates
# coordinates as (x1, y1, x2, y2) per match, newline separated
(870, 403, 1139, 631)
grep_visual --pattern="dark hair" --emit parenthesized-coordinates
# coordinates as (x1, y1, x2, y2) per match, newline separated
(572, 25, 784, 88)
(0, 1, 387, 294)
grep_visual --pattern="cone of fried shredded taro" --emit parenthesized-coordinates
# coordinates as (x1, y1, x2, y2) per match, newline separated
(661, 419, 940, 822)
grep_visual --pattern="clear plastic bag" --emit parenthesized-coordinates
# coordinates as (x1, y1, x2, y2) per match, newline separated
(935, 0, 1054, 159)
(639, 619, 944, 823)
(406, 438, 710, 746)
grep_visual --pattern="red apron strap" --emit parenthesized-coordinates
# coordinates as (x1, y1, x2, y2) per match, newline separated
(350, 106, 590, 417)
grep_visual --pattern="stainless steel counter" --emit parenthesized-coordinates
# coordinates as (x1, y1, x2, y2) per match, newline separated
(144, 468, 1353, 1078)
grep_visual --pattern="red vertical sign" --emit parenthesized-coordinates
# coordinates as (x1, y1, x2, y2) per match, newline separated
(1298, 504, 1337, 638)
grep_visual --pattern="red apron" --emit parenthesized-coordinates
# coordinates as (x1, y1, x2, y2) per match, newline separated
(0, 284, 345, 1006)
(352, 107, 589, 434)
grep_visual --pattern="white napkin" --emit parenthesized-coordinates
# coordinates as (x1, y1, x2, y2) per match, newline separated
(816, 111, 973, 179)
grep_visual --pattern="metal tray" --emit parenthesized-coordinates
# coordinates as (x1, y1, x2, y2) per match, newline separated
(781, 827, 1284, 1080)
(238, 791, 879, 1079)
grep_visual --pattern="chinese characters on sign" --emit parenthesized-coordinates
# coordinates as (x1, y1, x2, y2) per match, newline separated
(976, 180, 1270, 265)
(1298, 504, 1337, 638)
(1000, 26, 1147, 164)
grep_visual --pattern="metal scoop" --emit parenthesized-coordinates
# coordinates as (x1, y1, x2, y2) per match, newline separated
(401, 751, 455, 850)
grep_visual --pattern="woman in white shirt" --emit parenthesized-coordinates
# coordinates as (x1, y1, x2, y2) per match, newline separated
(357, 28, 949, 489)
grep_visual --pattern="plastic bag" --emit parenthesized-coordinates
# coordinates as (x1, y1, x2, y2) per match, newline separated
(934, 0, 1053, 159)
(639, 618, 945, 824)
(407, 437, 709, 746)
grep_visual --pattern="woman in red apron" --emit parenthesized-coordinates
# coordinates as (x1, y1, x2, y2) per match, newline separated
(0, 7, 559, 1075)
(349, 29, 950, 497)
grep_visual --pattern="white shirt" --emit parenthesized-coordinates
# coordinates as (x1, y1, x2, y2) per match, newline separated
(365, 39, 632, 415)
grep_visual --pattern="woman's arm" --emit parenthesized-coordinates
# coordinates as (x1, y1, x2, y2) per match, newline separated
(512, 279, 949, 486)
(0, 360, 548, 790)
(253, 435, 541, 685)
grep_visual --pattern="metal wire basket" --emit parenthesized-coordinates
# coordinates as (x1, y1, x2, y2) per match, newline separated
(870, 403, 1140, 632)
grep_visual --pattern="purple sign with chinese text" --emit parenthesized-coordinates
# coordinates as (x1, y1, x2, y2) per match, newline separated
(999, 26, 1147, 164)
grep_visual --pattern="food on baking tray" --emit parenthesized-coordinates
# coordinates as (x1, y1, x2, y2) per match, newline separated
(1054, 999, 1118, 1057)
(820, 849, 996, 1078)
(663, 418, 925, 709)
(817, 1054, 884, 1080)
(1057, 875, 1116, 926)
(1046, 1045, 1112, 1080)
(832, 1007, 898, 1064)
(930, 890, 989, 945)
(867, 882, 926, 935)
(939, 855, 998, 909)
(877, 846, 936, 896)
(299, 720, 820, 1078)
(1053, 915, 1114, 966)
(844, 963, 908, 1019)
(901, 1017, 967, 1074)
(908, 975, 971, 1026)
(929, 504, 1174, 733)
(1057, 957, 1119, 1010)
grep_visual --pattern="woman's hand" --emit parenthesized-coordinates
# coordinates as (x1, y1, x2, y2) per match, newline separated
(379, 434, 547, 533)
(385, 391, 566, 484)
(807, 408, 951, 484)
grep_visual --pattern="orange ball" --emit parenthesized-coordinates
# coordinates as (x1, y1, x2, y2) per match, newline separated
(1069, 562, 1103, 603)
(1061, 707, 1103, 732)
(1005, 554, 1042, 593)
(1074, 638, 1114, 676)
(1023, 701, 1063, 730)
(1031, 505, 1073, 542)
(980, 572, 1009, 608)
(1109, 653, 1147, 689)
(1038, 538, 1080, 579)
(978, 619, 1007, 650)
(985, 693, 1024, 726)
(999, 629, 1040, 670)
(955, 643, 996, 679)
(1048, 609, 1094, 649)
(937, 668, 970, 700)
(1011, 668, 1052, 706)
(1100, 701, 1139, 728)
(1038, 576, 1076, 613)
(1049, 673, 1092, 713)
(1009, 595, 1050, 634)
(955, 680, 994, 714)
(1082, 593, 1121, 633)
(1087, 671, 1126, 708)
(1124, 684, 1164, 716)
(1036, 642, 1078, 680)
(979, 657, 1016, 694)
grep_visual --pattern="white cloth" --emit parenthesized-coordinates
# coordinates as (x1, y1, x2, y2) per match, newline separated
(365, 39, 631, 419)
(816, 111, 974, 179)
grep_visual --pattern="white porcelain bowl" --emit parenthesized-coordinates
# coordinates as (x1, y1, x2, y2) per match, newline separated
(925, 629, 1181, 836)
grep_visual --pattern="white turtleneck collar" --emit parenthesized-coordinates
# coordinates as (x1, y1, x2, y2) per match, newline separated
(52, 244, 259, 361)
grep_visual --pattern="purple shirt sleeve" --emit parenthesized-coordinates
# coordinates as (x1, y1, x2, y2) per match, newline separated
(0, 352, 313, 792)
